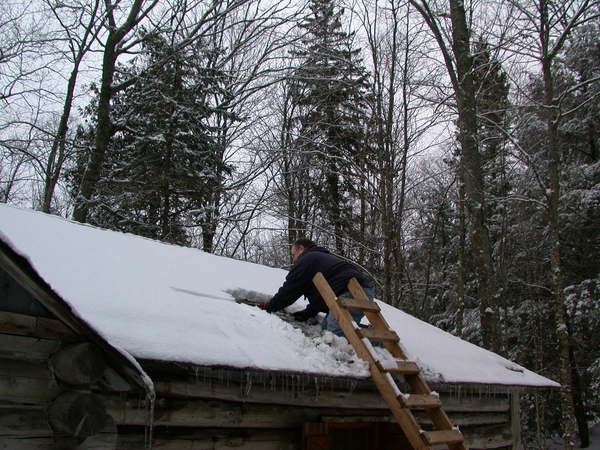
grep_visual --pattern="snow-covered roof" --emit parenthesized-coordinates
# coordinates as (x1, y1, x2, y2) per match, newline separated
(0, 205, 559, 388)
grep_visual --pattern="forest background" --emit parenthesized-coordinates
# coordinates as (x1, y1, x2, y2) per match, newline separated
(1, 0, 599, 446)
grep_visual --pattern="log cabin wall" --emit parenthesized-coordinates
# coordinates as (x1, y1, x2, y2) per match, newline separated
(1, 265, 521, 449)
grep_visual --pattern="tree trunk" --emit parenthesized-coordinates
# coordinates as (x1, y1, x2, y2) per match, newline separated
(541, 51, 578, 447)
(456, 167, 467, 337)
(72, 37, 117, 223)
(42, 60, 81, 213)
(568, 321, 589, 447)
(449, 0, 498, 352)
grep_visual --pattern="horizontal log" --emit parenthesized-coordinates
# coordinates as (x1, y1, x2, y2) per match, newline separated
(0, 373, 61, 404)
(0, 436, 118, 450)
(0, 311, 74, 340)
(154, 379, 386, 409)
(0, 405, 117, 429)
(0, 334, 61, 362)
(104, 394, 509, 430)
(461, 423, 514, 449)
(152, 379, 510, 412)
(0, 432, 117, 450)
(0, 358, 52, 379)
(119, 428, 298, 450)
(105, 396, 391, 429)
(323, 411, 509, 427)
(0, 408, 293, 449)
(0, 358, 131, 406)
(0, 433, 290, 450)
(0, 407, 50, 437)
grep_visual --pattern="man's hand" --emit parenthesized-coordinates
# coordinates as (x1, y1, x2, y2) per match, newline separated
(293, 310, 311, 322)
(258, 302, 269, 310)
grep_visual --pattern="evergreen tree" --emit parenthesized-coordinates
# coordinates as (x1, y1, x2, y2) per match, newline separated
(508, 22, 600, 444)
(472, 39, 511, 350)
(69, 34, 231, 246)
(290, 0, 372, 254)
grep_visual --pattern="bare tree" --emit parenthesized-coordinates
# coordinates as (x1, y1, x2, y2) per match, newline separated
(1, 1, 56, 204)
(407, 0, 500, 352)
(40, 0, 104, 212)
(357, 0, 446, 306)
(0, 0, 53, 104)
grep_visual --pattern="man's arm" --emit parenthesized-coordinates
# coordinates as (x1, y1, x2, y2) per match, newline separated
(266, 257, 314, 313)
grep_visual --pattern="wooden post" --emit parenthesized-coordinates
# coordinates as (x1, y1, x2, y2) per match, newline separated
(511, 389, 522, 449)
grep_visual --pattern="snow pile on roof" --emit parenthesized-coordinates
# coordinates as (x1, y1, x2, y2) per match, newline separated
(0, 205, 559, 387)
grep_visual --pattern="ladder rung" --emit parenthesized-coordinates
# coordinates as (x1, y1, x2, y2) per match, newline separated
(380, 360, 420, 375)
(402, 394, 442, 409)
(337, 297, 380, 312)
(421, 429, 464, 445)
(359, 327, 399, 342)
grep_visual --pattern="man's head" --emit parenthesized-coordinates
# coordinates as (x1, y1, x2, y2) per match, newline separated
(291, 238, 316, 262)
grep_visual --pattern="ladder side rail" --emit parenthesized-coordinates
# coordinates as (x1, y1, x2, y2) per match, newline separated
(312, 273, 429, 450)
(347, 278, 410, 360)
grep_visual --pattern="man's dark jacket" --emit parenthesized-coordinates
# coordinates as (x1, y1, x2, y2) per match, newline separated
(266, 246, 372, 318)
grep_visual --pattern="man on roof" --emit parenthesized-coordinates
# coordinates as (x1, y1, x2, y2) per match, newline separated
(262, 238, 374, 336)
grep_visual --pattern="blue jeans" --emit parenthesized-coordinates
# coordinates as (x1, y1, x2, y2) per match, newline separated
(321, 287, 375, 336)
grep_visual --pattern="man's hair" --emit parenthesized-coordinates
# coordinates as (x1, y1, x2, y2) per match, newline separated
(293, 238, 316, 249)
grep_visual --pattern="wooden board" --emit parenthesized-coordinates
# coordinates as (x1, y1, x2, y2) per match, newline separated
(152, 379, 510, 412)
(0, 334, 61, 362)
(104, 396, 391, 429)
(0, 311, 74, 340)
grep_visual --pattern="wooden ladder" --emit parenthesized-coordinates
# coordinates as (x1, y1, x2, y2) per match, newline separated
(313, 272, 467, 450)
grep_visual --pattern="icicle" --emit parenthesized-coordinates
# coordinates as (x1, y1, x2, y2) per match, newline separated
(144, 392, 156, 450)
(244, 372, 252, 397)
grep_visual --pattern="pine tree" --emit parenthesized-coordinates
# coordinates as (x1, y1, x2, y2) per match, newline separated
(290, 0, 372, 254)
(69, 34, 231, 246)
(472, 39, 511, 351)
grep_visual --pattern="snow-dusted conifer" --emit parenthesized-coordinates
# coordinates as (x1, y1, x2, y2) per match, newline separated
(69, 33, 231, 245)
(290, 0, 372, 255)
